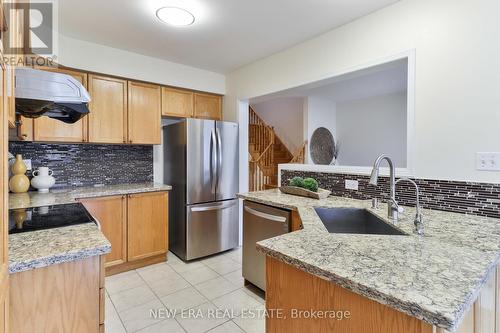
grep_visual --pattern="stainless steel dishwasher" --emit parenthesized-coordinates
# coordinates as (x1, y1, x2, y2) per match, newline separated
(243, 201, 291, 291)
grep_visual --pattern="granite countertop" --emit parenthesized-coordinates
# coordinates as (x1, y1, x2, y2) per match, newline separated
(8, 183, 171, 274)
(9, 182, 172, 209)
(9, 223, 111, 274)
(238, 189, 500, 331)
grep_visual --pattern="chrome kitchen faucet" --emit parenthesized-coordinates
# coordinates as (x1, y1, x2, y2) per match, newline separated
(369, 154, 424, 235)
(369, 154, 399, 222)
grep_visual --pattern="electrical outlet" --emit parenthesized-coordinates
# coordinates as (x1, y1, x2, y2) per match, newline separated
(345, 179, 359, 191)
(476, 152, 500, 171)
(24, 159, 32, 171)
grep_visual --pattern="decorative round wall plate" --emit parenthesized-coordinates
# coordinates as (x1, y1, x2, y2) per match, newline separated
(310, 127, 335, 165)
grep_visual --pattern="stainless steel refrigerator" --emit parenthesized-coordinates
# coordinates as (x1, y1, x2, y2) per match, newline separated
(163, 119, 239, 261)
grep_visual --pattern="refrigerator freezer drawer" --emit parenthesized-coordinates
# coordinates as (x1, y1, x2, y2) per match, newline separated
(242, 201, 290, 291)
(186, 199, 239, 260)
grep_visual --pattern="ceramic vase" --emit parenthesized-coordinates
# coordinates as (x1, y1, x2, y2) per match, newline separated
(9, 155, 30, 193)
(31, 167, 56, 193)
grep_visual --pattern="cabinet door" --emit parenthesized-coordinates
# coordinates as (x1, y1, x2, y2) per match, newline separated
(80, 196, 127, 267)
(161, 87, 193, 118)
(16, 116, 33, 141)
(33, 68, 88, 143)
(0, 51, 10, 333)
(88, 75, 127, 143)
(194, 93, 222, 120)
(127, 192, 168, 261)
(127, 81, 161, 144)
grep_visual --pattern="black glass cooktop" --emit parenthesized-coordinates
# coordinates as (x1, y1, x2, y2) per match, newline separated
(9, 203, 96, 234)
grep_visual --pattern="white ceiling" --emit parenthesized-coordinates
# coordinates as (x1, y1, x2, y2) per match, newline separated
(250, 58, 407, 104)
(59, 0, 401, 74)
(307, 60, 408, 102)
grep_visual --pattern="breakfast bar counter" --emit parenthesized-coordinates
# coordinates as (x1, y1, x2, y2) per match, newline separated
(238, 189, 500, 332)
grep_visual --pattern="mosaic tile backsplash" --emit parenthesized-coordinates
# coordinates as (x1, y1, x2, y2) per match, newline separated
(281, 170, 500, 219)
(9, 142, 153, 189)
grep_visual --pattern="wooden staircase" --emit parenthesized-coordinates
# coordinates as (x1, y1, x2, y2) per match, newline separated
(249, 107, 306, 191)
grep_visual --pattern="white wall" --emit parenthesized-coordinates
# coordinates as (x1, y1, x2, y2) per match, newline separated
(58, 35, 226, 94)
(225, 0, 500, 183)
(251, 98, 304, 152)
(336, 91, 407, 167)
(304, 96, 336, 164)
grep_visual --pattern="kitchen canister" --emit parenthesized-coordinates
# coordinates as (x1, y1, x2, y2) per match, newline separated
(9, 154, 30, 193)
(30, 167, 56, 193)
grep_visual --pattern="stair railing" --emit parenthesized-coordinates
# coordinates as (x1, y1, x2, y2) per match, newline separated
(249, 108, 306, 191)
(249, 107, 274, 153)
(249, 107, 277, 191)
(289, 141, 307, 164)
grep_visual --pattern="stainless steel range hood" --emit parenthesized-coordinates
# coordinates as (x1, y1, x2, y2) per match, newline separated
(15, 67, 91, 124)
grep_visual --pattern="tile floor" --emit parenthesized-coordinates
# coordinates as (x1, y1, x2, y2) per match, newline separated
(105, 247, 266, 333)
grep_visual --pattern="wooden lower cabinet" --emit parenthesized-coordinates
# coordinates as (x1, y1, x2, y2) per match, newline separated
(437, 265, 499, 333)
(81, 191, 169, 276)
(80, 196, 127, 267)
(127, 192, 168, 261)
(9, 256, 103, 333)
(266, 257, 499, 333)
(290, 211, 303, 231)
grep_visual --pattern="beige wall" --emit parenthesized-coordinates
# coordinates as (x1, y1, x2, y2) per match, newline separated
(225, 0, 500, 183)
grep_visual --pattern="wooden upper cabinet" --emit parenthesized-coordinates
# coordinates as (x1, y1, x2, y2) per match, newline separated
(161, 87, 193, 118)
(16, 116, 33, 141)
(194, 93, 222, 120)
(127, 81, 161, 145)
(33, 68, 88, 143)
(88, 75, 127, 143)
(80, 196, 127, 268)
(127, 192, 168, 261)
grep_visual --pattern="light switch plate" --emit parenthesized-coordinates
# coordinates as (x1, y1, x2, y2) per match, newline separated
(476, 152, 500, 171)
(24, 159, 32, 171)
(345, 179, 359, 190)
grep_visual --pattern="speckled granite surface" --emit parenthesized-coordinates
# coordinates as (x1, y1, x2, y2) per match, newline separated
(238, 189, 500, 331)
(8, 183, 171, 274)
(9, 223, 111, 274)
(9, 183, 172, 209)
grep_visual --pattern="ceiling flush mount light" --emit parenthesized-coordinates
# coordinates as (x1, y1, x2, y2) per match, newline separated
(156, 7, 195, 26)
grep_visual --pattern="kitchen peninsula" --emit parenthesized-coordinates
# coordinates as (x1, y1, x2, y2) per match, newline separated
(8, 183, 171, 332)
(238, 189, 500, 333)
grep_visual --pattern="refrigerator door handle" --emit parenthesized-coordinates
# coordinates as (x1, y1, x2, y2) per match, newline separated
(215, 127, 222, 189)
(190, 201, 237, 212)
(210, 129, 217, 193)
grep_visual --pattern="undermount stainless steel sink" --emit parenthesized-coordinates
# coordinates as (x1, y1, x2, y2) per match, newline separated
(314, 207, 407, 236)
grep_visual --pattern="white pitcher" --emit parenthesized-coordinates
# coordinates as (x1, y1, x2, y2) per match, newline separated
(31, 167, 56, 193)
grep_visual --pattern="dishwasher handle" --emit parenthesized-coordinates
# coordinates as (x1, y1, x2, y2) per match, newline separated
(244, 206, 287, 223)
